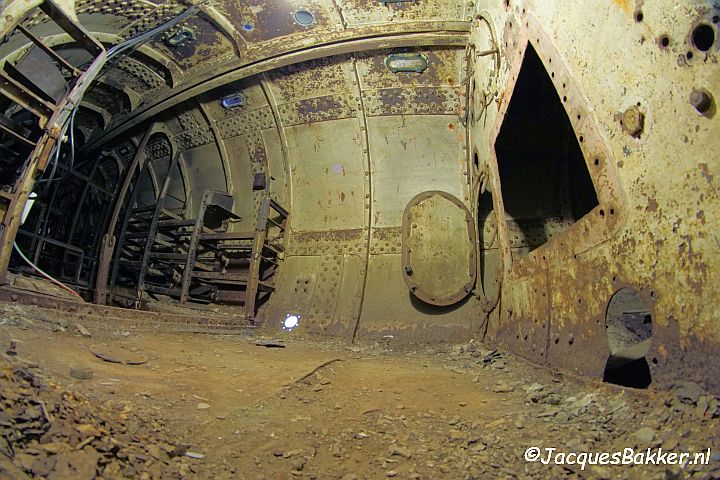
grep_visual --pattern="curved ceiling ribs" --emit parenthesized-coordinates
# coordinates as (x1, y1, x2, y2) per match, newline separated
(85, 23, 470, 151)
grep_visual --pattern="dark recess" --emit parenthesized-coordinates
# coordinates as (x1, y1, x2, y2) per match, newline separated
(691, 24, 715, 51)
(494, 44, 599, 257)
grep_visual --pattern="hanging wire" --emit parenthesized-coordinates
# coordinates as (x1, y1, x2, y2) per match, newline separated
(12, 242, 85, 302)
(35, 2, 204, 186)
(105, 2, 205, 61)
(11, 3, 206, 297)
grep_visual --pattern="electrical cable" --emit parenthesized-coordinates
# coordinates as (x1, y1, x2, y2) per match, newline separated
(106, 3, 203, 60)
(37, 1, 205, 186)
(12, 242, 85, 302)
(11, 3, 205, 297)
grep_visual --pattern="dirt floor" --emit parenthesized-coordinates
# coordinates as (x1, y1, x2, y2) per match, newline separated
(1, 302, 719, 480)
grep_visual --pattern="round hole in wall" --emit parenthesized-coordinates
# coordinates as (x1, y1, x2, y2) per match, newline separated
(635, 11, 643, 22)
(603, 287, 653, 388)
(687, 51, 694, 60)
(689, 88, 715, 116)
(691, 24, 715, 51)
(579, 135, 584, 143)
(293, 10, 315, 27)
(659, 35, 670, 48)
(594, 158, 600, 166)
(599, 209, 605, 217)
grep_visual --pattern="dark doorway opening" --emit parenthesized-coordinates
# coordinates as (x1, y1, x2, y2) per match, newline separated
(494, 44, 598, 258)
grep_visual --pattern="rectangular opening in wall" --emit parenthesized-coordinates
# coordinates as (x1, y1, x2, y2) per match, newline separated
(494, 43, 598, 258)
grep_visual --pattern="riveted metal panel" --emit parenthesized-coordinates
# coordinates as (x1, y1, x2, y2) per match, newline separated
(369, 226, 402, 255)
(287, 229, 366, 257)
(355, 47, 464, 89)
(331, 253, 364, 339)
(261, 127, 289, 209)
(367, 115, 465, 227)
(402, 191, 476, 306)
(266, 56, 355, 104)
(261, 255, 320, 326)
(147, 15, 236, 71)
(489, 272, 550, 365)
(181, 143, 229, 208)
(355, 254, 476, 343)
(336, 0, 465, 26)
(210, 0, 341, 43)
(285, 119, 366, 232)
(222, 135, 256, 232)
(306, 254, 345, 331)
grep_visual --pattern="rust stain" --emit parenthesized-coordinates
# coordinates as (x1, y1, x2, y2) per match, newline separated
(646, 198, 658, 212)
(699, 163, 713, 185)
(612, 0, 633, 14)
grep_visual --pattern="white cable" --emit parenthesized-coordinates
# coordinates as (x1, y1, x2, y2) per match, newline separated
(12, 242, 85, 302)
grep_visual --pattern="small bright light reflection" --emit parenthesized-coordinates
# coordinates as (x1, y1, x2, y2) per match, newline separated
(282, 314, 300, 331)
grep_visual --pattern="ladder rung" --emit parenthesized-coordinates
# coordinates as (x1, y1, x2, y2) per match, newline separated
(0, 69, 54, 118)
(16, 25, 81, 77)
(3, 62, 59, 104)
(39, 0, 104, 57)
(0, 115, 35, 147)
(158, 219, 195, 228)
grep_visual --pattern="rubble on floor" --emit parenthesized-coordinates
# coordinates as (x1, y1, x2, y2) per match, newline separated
(0, 356, 200, 479)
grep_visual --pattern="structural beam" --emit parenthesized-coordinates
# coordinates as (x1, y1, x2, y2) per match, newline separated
(84, 26, 470, 152)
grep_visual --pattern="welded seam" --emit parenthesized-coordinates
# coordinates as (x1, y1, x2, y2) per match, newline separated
(84, 30, 470, 152)
(259, 74, 292, 217)
(196, 99, 234, 195)
(350, 55, 372, 344)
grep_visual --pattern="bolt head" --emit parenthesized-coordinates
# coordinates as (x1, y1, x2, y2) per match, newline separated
(622, 106, 644, 138)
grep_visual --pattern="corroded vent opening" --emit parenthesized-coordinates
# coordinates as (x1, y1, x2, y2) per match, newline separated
(494, 44, 598, 257)
(603, 288, 653, 389)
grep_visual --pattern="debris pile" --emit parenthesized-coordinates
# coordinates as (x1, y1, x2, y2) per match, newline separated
(0, 357, 200, 479)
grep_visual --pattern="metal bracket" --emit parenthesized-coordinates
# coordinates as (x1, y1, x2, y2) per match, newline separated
(165, 26, 196, 48)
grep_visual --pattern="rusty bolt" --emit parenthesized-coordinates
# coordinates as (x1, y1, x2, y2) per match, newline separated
(689, 89, 713, 115)
(621, 105, 644, 138)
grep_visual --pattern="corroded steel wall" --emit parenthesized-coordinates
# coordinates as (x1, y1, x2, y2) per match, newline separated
(0, 0, 718, 392)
